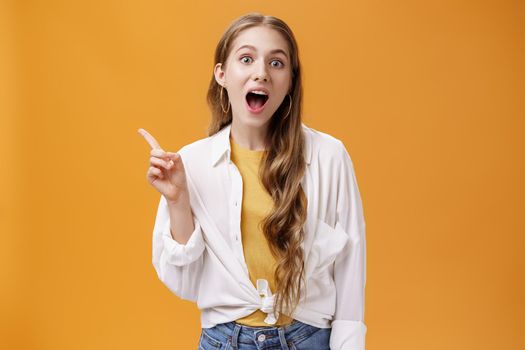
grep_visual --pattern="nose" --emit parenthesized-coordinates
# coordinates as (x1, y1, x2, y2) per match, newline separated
(252, 61, 269, 82)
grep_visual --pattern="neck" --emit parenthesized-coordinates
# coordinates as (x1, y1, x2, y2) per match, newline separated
(230, 119, 268, 151)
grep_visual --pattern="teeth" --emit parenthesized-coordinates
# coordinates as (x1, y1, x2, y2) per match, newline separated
(250, 90, 268, 95)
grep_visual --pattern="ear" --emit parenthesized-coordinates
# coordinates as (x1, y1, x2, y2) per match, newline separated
(214, 63, 227, 88)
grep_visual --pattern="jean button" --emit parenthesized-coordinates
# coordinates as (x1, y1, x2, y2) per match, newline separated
(257, 334, 266, 342)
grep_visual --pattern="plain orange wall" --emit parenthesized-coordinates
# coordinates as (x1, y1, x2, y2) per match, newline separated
(2, 0, 524, 349)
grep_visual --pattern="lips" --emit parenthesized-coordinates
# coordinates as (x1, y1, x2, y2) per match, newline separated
(246, 92, 268, 109)
(245, 88, 269, 114)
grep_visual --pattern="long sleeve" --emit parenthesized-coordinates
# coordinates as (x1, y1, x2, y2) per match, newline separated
(329, 141, 367, 350)
(151, 194, 205, 302)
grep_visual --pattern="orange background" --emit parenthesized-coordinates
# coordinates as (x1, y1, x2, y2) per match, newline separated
(1, 1, 524, 349)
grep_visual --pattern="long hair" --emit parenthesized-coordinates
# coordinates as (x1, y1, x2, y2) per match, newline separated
(206, 13, 307, 319)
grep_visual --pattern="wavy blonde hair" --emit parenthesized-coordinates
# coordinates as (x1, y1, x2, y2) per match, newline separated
(206, 13, 307, 320)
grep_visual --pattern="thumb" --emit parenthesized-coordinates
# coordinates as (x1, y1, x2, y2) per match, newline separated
(166, 152, 184, 169)
(166, 152, 181, 162)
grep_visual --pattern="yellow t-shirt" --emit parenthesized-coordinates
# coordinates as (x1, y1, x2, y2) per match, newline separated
(230, 135, 294, 327)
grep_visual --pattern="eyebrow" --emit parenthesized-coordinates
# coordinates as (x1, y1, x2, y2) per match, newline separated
(235, 45, 288, 59)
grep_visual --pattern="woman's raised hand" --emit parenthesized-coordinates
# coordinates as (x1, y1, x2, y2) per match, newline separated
(138, 128, 189, 204)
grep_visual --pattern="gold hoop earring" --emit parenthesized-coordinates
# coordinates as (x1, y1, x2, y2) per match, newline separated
(219, 86, 230, 114)
(283, 94, 292, 119)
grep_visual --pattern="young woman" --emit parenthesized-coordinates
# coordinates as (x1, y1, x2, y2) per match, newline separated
(138, 13, 367, 350)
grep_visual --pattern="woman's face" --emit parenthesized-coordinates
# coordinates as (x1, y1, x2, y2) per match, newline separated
(214, 25, 292, 129)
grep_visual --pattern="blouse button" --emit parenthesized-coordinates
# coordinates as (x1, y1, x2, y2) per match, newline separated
(257, 334, 266, 342)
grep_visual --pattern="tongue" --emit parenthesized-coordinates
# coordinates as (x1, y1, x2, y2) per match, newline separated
(247, 93, 267, 109)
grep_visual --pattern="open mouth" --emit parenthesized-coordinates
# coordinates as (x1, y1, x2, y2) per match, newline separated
(245, 92, 269, 112)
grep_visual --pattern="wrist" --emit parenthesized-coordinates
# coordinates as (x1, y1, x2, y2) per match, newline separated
(166, 189, 190, 207)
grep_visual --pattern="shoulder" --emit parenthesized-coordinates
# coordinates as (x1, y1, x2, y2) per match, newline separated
(302, 123, 350, 166)
(176, 134, 212, 157)
(172, 132, 217, 175)
(303, 123, 344, 150)
(176, 123, 230, 158)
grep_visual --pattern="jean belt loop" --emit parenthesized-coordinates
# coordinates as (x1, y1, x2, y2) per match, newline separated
(231, 323, 241, 349)
(278, 326, 290, 350)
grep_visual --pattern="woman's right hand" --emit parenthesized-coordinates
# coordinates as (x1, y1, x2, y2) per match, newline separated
(138, 128, 189, 204)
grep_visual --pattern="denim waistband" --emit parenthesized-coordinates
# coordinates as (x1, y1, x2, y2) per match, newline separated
(205, 319, 327, 349)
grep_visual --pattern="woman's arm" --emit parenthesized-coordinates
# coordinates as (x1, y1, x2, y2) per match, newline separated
(167, 190, 195, 245)
(329, 140, 367, 350)
(138, 129, 205, 301)
(152, 194, 205, 302)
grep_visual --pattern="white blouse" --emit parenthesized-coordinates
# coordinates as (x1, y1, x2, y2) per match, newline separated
(151, 122, 367, 350)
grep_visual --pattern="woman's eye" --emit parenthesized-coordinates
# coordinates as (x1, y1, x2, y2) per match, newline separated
(271, 60, 284, 68)
(240, 56, 253, 64)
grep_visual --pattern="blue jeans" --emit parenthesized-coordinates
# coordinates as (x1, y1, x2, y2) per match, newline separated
(198, 319, 331, 350)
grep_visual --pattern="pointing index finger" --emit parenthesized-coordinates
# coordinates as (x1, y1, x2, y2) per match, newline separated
(137, 128, 162, 150)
